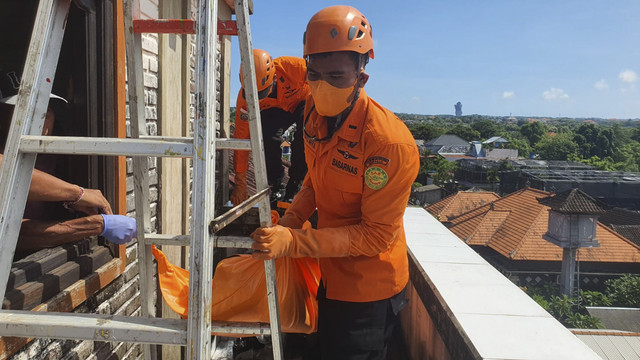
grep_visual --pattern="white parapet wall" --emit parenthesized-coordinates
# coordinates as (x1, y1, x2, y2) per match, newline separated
(402, 206, 602, 360)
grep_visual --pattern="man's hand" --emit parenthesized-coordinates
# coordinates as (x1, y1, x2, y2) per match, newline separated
(230, 172, 248, 206)
(100, 214, 137, 244)
(72, 188, 113, 215)
(251, 225, 293, 260)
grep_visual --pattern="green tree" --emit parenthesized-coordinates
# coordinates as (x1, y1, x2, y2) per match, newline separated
(520, 121, 547, 146)
(433, 160, 458, 187)
(503, 134, 532, 158)
(574, 123, 599, 157)
(446, 124, 481, 142)
(471, 119, 502, 139)
(605, 274, 640, 307)
(615, 142, 640, 171)
(534, 133, 578, 160)
(594, 129, 613, 158)
(565, 312, 603, 329)
(579, 290, 611, 307)
(632, 124, 640, 143)
(527, 285, 602, 329)
(408, 122, 443, 141)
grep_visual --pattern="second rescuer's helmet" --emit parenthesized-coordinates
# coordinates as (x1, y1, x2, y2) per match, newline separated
(240, 49, 275, 93)
(303, 5, 374, 59)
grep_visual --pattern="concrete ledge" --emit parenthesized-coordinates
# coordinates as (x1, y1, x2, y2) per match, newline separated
(403, 207, 602, 360)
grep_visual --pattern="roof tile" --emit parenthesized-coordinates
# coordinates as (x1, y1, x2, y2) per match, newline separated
(447, 188, 640, 263)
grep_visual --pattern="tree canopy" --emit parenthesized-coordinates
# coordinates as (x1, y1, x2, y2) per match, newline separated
(396, 113, 640, 171)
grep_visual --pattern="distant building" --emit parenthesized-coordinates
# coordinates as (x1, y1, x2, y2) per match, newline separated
(502, 168, 640, 210)
(483, 136, 509, 148)
(440, 187, 640, 289)
(454, 101, 462, 116)
(425, 134, 473, 161)
(412, 184, 445, 207)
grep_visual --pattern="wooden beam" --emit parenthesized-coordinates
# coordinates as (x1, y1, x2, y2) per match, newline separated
(133, 19, 196, 34)
(218, 20, 237, 36)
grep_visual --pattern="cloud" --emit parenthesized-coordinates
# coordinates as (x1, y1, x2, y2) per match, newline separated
(542, 88, 569, 100)
(502, 91, 515, 99)
(594, 79, 609, 91)
(411, 96, 421, 103)
(619, 70, 638, 83)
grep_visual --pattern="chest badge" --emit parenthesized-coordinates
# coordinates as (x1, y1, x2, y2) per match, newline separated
(337, 149, 358, 159)
(365, 167, 389, 190)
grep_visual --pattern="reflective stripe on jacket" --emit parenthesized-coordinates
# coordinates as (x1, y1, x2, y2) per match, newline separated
(233, 56, 309, 173)
(285, 89, 420, 302)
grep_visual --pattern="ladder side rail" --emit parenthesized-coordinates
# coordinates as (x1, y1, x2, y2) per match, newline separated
(0, 0, 71, 300)
(19, 135, 251, 155)
(187, 0, 218, 358)
(235, 1, 283, 359)
(123, 1, 156, 359)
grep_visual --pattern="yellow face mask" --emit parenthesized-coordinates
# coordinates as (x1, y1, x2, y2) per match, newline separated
(308, 78, 358, 117)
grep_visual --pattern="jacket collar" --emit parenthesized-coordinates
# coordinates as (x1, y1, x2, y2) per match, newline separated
(334, 89, 368, 144)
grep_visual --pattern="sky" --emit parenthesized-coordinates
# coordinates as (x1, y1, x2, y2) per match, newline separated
(229, 1, 640, 119)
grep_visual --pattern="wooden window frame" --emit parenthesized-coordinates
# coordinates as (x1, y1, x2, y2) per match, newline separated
(0, 0, 127, 357)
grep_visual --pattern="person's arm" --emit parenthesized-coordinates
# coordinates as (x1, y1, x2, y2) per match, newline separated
(252, 143, 419, 259)
(18, 214, 137, 251)
(0, 154, 113, 214)
(277, 174, 315, 229)
(17, 215, 105, 251)
(233, 92, 251, 174)
(230, 92, 251, 205)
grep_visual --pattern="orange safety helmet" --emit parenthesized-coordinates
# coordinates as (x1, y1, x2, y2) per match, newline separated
(303, 5, 374, 59)
(240, 49, 275, 93)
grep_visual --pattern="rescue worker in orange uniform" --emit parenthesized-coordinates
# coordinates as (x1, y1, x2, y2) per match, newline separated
(230, 49, 309, 206)
(250, 6, 420, 359)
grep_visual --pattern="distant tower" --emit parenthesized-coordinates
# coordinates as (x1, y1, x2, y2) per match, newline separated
(538, 189, 607, 297)
(454, 102, 462, 116)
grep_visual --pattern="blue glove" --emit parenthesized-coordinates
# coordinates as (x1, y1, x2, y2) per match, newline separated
(100, 214, 137, 244)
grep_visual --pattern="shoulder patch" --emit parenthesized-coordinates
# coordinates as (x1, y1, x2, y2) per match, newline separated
(365, 156, 390, 168)
(365, 166, 388, 190)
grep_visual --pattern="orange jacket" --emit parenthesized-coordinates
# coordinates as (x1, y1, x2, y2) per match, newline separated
(234, 56, 309, 173)
(281, 89, 420, 302)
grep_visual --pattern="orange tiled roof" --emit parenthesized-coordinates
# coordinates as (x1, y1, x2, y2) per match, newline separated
(447, 188, 640, 263)
(426, 191, 500, 221)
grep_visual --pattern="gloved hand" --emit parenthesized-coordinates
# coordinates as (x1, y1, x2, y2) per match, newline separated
(253, 224, 350, 260)
(230, 172, 248, 206)
(251, 225, 293, 260)
(100, 214, 137, 244)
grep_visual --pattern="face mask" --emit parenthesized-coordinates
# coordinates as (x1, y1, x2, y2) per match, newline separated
(308, 78, 358, 117)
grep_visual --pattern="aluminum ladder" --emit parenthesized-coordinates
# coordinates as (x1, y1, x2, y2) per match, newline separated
(0, 0, 283, 359)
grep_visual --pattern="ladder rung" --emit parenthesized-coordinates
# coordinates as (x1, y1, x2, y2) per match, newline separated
(0, 311, 272, 344)
(18, 136, 251, 156)
(216, 137, 252, 150)
(144, 234, 254, 249)
(133, 19, 196, 34)
(210, 188, 269, 233)
(211, 321, 271, 336)
(215, 236, 253, 249)
(20, 136, 193, 157)
(144, 234, 190, 246)
(0, 310, 186, 345)
(141, 136, 251, 150)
